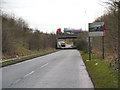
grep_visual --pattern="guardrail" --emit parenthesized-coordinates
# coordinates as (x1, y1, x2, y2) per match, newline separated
(0, 50, 56, 63)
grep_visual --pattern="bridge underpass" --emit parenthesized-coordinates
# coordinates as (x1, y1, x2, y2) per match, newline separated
(56, 34, 78, 49)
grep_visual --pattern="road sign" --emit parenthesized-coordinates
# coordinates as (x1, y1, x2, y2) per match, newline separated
(89, 22, 105, 36)
(88, 22, 105, 60)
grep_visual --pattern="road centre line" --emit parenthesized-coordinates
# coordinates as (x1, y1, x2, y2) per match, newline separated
(9, 63, 48, 86)
(40, 63, 48, 68)
(23, 63, 48, 78)
(12, 78, 21, 85)
(10, 71, 35, 86)
(24, 71, 35, 78)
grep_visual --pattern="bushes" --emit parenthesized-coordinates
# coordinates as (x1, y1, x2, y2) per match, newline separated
(76, 39, 88, 53)
(2, 13, 56, 58)
(92, 0, 119, 59)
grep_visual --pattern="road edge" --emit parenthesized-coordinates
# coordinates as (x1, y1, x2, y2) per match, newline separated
(78, 50, 96, 89)
(1, 50, 60, 67)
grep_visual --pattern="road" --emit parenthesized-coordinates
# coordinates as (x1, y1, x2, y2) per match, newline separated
(65, 44, 72, 48)
(2, 50, 94, 88)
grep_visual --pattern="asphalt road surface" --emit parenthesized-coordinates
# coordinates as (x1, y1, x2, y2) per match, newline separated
(2, 50, 94, 88)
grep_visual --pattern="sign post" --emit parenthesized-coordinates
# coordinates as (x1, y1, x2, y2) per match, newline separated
(102, 36, 104, 59)
(86, 37, 92, 60)
(88, 22, 106, 60)
(89, 36, 91, 60)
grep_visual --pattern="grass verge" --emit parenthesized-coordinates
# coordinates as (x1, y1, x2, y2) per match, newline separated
(80, 51, 119, 88)
(1, 50, 59, 67)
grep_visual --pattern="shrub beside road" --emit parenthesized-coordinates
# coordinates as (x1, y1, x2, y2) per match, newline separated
(80, 51, 119, 88)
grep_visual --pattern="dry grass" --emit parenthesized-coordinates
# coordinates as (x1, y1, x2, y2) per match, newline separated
(2, 46, 56, 59)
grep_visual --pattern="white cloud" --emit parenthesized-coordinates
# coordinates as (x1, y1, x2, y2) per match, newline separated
(2, 0, 108, 33)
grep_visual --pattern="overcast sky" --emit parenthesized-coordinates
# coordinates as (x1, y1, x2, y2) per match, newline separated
(2, 0, 108, 33)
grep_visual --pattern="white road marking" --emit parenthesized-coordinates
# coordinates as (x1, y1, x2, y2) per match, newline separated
(14, 79, 21, 84)
(40, 63, 48, 68)
(24, 71, 35, 78)
(3, 60, 31, 69)
(10, 71, 35, 86)
(10, 63, 48, 86)
(2, 57, 43, 69)
(10, 78, 21, 86)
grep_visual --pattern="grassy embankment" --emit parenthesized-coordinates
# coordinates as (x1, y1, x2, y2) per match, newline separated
(80, 51, 119, 88)
(1, 50, 59, 67)
(2, 42, 56, 59)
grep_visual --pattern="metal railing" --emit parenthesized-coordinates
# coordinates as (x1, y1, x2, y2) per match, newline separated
(0, 50, 56, 63)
